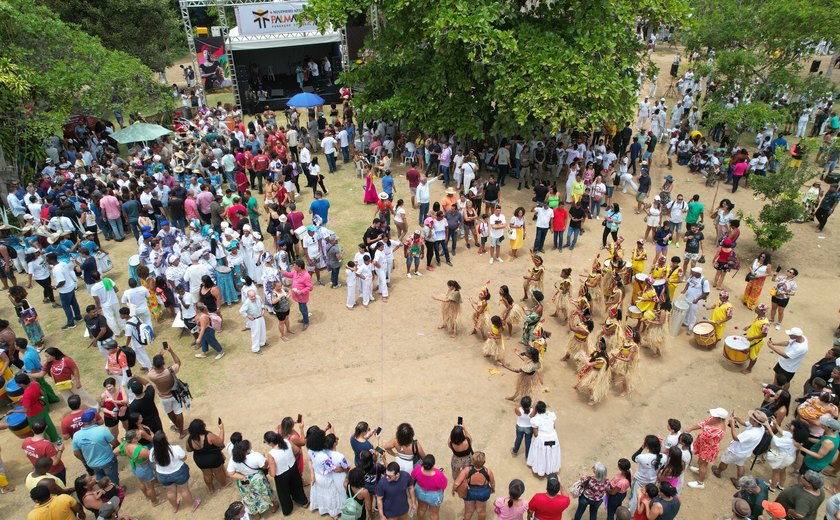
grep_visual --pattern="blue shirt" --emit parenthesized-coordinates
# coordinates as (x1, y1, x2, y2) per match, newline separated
(349, 437, 373, 466)
(382, 176, 394, 195)
(80, 240, 99, 254)
(638, 175, 651, 194)
(22, 346, 42, 373)
(655, 227, 672, 247)
(72, 425, 116, 467)
(630, 142, 642, 160)
(309, 199, 330, 224)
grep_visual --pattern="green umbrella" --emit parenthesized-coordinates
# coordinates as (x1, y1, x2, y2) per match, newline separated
(109, 122, 173, 144)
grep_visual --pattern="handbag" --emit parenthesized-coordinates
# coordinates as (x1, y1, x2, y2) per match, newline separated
(569, 477, 587, 499)
(21, 307, 38, 325)
(508, 228, 517, 240)
(745, 272, 756, 282)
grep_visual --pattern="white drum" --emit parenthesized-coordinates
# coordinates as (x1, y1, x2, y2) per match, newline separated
(95, 251, 113, 273)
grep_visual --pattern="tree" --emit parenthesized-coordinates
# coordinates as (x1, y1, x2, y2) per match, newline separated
(0, 0, 169, 175)
(40, 0, 184, 72)
(683, 0, 837, 135)
(303, 0, 687, 138)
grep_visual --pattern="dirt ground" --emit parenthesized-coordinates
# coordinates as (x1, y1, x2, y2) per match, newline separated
(2, 48, 839, 519)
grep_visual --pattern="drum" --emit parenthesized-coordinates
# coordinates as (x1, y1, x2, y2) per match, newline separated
(7, 409, 32, 439)
(128, 254, 140, 282)
(4, 377, 23, 402)
(621, 261, 633, 286)
(652, 279, 667, 299)
(627, 305, 643, 320)
(692, 321, 716, 348)
(95, 251, 113, 273)
(632, 273, 648, 302)
(670, 300, 689, 336)
(294, 226, 309, 240)
(723, 335, 750, 363)
(603, 259, 615, 279)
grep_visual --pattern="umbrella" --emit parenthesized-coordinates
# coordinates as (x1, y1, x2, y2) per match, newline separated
(109, 122, 173, 144)
(287, 92, 325, 108)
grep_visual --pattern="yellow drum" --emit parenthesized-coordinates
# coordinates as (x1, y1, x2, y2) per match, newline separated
(632, 273, 647, 302)
(627, 305, 643, 320)
(692, 321, 716, 348)
(723, 335, 750, 364)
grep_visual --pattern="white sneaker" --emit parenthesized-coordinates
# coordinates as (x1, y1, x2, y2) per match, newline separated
(215, 352, 226, 360)
(775, 323, 781, 330)
(596, 216, 600, 220)
(689, 466, 699, 474)
(415, 272, 422, 276)
(497, 258, 504, 263)
(687, 481, 705, 489)
(490, 258, 494, 264)
(406, 273, 412, 278)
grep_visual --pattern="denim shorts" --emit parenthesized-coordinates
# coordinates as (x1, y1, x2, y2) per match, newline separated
(415, 485, 444, 506)
(133, 460, 156, 483)
(156, 463, 190, 486)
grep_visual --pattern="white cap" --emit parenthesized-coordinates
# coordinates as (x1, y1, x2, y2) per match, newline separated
(691, 267, 702, 274)
(785, 327, 804, 336)
(654, 195, 661, 201)
(708, 408, 729, 420)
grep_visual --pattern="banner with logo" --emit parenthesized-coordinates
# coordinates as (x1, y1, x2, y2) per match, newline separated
(195, 37, 232, 92)
(235, 2, 318, 36)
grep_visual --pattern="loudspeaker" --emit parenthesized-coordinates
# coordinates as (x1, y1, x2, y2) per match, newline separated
(670, 62, 679, 78)
(810, 60, 822, 73)
(345, 26, 371, 61)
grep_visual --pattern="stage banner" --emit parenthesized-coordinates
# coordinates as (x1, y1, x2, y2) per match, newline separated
(196, 37, 232, 92)
(235, 2, 318, 36)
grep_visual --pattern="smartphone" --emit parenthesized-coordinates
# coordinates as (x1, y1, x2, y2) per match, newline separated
(218, 417, 222, 425)
(775, 265, 782, 273)
(296, 414, 302, 424)
(374, 426, 382, 436)
(162, 341, 169, 350)
(375, 447, 385, 454)
(457, 416, 463, 426)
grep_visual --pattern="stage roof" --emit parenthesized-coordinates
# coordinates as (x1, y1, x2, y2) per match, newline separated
(227, 26, 341, 51)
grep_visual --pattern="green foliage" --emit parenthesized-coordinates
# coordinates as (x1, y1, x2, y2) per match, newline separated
(703, 100, 786, 136)
(303, 0, 688, 138)
(40, 0, 184, 72)
(0, 0, 169, 172)
(740, 142, 820, 250)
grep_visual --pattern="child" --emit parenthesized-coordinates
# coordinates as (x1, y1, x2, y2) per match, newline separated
(477, 214, 489, 255)
(482, 315, 505, 362)
(662, 418, 682, 451)
(522, 252, 545, 300)
(357, 255, 374, 307)
(345, 261, 358, 309)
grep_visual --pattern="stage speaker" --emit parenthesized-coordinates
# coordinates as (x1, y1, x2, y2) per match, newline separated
(345, 25, 370, 61)
(810, 59, 822, 73)
(670, 62, 679, 78)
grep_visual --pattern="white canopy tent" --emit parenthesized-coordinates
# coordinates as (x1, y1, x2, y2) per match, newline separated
(226, 25, 340, 51)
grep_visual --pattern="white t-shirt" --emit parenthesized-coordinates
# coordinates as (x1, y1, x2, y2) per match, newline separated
(299, 147, 311, 164)
(634, 452, 662, 484)
(321, 136, 337, 155)
(178, 292, 196, 319)
(667, 200, 687, 223)
(302, 234, 321, 258)
(121, 286, 150, 308)
(663, 432, 681, 450)
(726, 425, 764, 459)
(771, 431, 797, 458)
(592, 182, 606, 202)
(90, 281, 118, 308)
(778, 338, 809, 373)
(534, 207, 553, 229)
(394, 206, 406, 224)
(52, 263, 77, 294)
(488, 214, 506, 239)
(432, 219, 447, 241)
(269, 446, 297, 474)
(150, 445, 187, 474)
(227, 451, 267, 476)
(337, 130, 349, 147)
(27, 258, 51, 281)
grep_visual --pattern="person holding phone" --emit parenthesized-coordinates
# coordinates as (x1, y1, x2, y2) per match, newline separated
(351, 421, 379, 466)
(448, 424, 473, 489)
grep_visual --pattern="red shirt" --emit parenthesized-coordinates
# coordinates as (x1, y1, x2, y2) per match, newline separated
(61, 410, 103, 439)
(528, 493, 570, 520)
(21, 437, 65, 474)
(254, 154, 270, 171)
(552, 207, 569, 231)
(49, 356, 77, 384)
(21, 383, 44, 417)
(228, 204, 248, 227)
(235, 171, 250, 192)
(406, 168, 420, 188)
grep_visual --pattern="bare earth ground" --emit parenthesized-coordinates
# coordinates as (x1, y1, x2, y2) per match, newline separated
(2, 48, 839, 519)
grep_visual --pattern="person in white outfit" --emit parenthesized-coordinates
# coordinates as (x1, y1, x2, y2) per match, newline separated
(796, 107, 811, 138)
(240, 289, 266, 353)
(89, 272, 124, 335)
(345, 261, 358, 309)
(121, 309, 153, 370)
(373, 242, 390, 301)
(681, 267, 710, 330)
(357, 255, 374, 307)
(526, 401, 561, 477)
(637, 97, 651, 130)
(120, 278, 153, 327)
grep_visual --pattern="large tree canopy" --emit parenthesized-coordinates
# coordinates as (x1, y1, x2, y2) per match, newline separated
(304, 0, 686, 138)
(40, 0, 183, 72)
(0, 0, 169, 169)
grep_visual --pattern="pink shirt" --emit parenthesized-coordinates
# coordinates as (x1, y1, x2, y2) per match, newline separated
(411, 466, 448, 491)
(733, 161, 748, 177)
(282, 269, 312, 303)
(288, 211, 305, 230)
(185, 198, 198, 220)
(493, 497, 529, 520)
(99, 195, 122, 220)
(196, 191, 214, 214)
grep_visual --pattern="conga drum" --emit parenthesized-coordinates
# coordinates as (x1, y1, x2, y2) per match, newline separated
(603, 259, 615, 281)
(627, 305, 643, 320)
(652, 279, 667, 299)
(670, 301, 689, 336)
(4, 377, 23, 402)
(632, 273, 647, 302)
(95, 251, 113, 273)
(723, 335, 750, 364)
(692, 321, 716, 348)
(6, 409, 32, 439)
(128, 255, 141, 282)
(621, 261, 633, 286)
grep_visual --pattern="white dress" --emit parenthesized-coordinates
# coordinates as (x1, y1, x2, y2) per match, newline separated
(526, 412, 561, 476)
(646, 206, 661, 227)
(308, 450, 347, 517)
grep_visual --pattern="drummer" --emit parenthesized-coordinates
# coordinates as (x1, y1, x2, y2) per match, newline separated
(631, 238, 647, 276)
(635, 277, 657, 315)
(665, 256, 683, 303)
(650, 255, 667, 280)
(741, 304, 770, 374)
(607, 235, 625, 265)
(707, 290, 734, 348)
(681, 267, 711, 330)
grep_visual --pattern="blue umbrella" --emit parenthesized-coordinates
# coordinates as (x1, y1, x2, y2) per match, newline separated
(287, 92, 325, 108)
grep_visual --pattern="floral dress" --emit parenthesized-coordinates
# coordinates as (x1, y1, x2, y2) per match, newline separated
(692, 417, 726, 463)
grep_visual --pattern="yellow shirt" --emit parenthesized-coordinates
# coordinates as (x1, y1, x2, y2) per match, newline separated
(27, 494, 78, 520)
(711, 302, 733, 339)
(747, 317, 770, 351)
(666, 265, 681, 300)
(631, 248, 647, 274)
(651, 266, 666, 280)
(636, 289, 656, 313)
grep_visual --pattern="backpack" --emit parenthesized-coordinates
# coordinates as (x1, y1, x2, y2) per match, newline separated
(272, 293, 291, 315)
(128, 318, 155, 346)
(168, 367, 192, 409)
(208, 312, 223, 332)
(340, 485, 364, 520)
(118, 346, 137, 368)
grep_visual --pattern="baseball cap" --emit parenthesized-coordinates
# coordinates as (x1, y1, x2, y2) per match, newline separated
(761, 500, 785, 518)
(708, 407, 729, 420)
(98, 497, 120, 518)
(81, 409, 98, 424)
(820, 416, 840, 431)
(785, 327, 803, 336)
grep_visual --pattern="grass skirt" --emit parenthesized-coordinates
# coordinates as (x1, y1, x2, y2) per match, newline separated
(577, 366, 611, 404)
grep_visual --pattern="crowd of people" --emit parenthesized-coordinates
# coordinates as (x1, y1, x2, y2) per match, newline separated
(0, 38, 839, 520)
